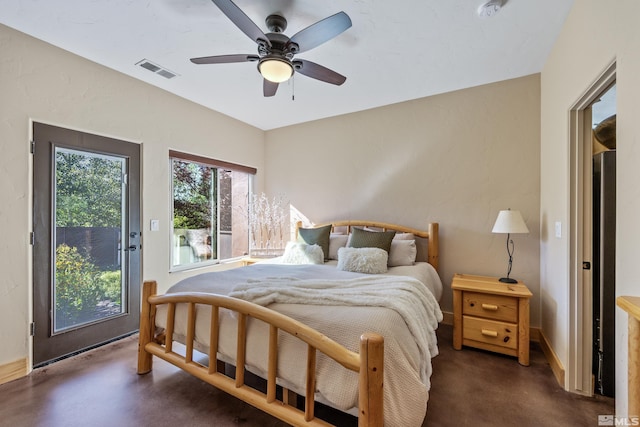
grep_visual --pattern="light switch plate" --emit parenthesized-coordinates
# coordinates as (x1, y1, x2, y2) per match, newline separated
(555, 221, 562, 238)
(150, 219, 159, 231)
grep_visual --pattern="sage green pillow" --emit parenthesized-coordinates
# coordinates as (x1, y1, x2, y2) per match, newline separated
(348, 227, 396, 253)
(297, 224, 332, 260)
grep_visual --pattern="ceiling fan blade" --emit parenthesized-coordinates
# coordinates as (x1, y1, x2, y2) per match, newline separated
(293, 59, 346, 85)
(211, 0, 271, 47)
(288, 11, 352, 53)
(263, 79, 279, 97)
(190, 54, 259, 64)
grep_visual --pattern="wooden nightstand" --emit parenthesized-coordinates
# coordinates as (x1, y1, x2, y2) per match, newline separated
(452, 273, 532, 366)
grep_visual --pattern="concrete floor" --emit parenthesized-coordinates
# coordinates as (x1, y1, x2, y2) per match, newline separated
(0, 324, 614, 426)
(426, 324, 615, 426)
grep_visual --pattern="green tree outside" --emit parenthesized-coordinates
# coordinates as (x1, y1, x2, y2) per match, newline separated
(172, 159, 217, 230)
(55, 150, 123, 227)
(55, 244, 103, 326)
(54, 149, 124, 328)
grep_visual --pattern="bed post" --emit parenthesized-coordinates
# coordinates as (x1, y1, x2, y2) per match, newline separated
(137, 280, 157, 375)
(358, 332, 384, 427)
(428, 222, 439, 272)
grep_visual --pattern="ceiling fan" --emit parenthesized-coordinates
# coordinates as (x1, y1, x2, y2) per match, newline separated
(190, 0, 352, 97)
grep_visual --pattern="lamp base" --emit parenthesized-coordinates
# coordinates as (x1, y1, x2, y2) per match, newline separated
(499, 277, 518, 284)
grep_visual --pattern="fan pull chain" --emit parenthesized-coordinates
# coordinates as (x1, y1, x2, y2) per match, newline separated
(291, 74, 295, 101)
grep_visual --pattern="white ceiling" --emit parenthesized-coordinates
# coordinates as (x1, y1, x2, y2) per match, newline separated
(0, 0, 575, 130)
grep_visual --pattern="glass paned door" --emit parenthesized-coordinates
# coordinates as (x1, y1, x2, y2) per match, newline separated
(53, 148, 126, 332)
(33, 122, 140, 366)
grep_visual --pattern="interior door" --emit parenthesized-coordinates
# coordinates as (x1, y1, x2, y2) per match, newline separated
(32, 122, 141, 366)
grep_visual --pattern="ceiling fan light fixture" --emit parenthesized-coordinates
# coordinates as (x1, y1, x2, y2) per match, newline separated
(258, 57, 293, 83)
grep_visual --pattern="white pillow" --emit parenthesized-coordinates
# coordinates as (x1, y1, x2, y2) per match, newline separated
(281, 242, 324, 265)
(336, 247, 388, 274)
(328, 234, 349, 260)
(388, 239, 417, 267)
(393, 232, 415, 241)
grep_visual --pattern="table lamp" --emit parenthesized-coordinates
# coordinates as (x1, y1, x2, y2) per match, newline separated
(492, 209, 529, 283)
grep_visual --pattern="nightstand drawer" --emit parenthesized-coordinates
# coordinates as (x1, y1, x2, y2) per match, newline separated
(463, 316, 517, 350)
(462, 291, 518, 323)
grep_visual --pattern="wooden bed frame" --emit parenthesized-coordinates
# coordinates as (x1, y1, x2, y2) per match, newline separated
(137, 221, 439, 427)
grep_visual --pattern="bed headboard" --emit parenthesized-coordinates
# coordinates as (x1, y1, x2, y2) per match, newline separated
(295, 220, 439, 272)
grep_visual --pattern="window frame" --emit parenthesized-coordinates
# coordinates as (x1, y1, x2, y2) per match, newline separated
(169, 150, 256, 272)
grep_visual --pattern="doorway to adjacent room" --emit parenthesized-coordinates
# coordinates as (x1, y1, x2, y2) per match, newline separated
(568, 63, 616, 399)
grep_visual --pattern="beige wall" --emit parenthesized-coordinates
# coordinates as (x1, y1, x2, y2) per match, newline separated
(541, 0, 640, 416)
(1, 18, 544, 387)
(0, 24, 264, 367)
(4, 0, 637, 416)
(265, 75, 541, 320)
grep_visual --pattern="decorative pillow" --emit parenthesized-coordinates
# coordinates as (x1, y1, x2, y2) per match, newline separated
(328, 234, 349, 260)
(393, 232, 415, 241)
(361, 227, 413, 242)
(388, 239, 417, 267)
(336, 247, 388, 274)
(347, 227, 396, 253)
(281, 242, 324, 265)
(297, 224, 332, 260)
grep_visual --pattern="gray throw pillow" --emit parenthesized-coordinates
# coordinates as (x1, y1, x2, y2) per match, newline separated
(297, 224, 332, 260)
(348, 227, 396, 253)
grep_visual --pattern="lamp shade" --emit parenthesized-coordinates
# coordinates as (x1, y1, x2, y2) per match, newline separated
(258, 57, 293, 83)
(492, 210, 529, 234)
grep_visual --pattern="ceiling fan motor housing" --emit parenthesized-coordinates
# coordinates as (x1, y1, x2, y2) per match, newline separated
(265, 14, 287, 33)
(258, 32, 296, 60)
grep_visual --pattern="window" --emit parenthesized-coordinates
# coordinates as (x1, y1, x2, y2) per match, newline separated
(170, 151, 255, 271)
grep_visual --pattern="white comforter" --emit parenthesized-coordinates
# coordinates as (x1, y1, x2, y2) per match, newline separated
(158, 262, 443, 427)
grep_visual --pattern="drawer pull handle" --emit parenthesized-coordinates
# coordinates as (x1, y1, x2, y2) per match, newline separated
(481, 329, 498, 337)
(481, 303, 499, 311)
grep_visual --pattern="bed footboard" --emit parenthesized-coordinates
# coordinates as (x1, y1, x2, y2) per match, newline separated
(137, 280, 384, 427)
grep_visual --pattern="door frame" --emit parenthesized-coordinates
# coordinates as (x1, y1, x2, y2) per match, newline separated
(31, 121, 142, 367)
(568, 62, 616, 395)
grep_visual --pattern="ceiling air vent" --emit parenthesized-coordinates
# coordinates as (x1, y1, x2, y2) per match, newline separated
(136, 59, 178, 79)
